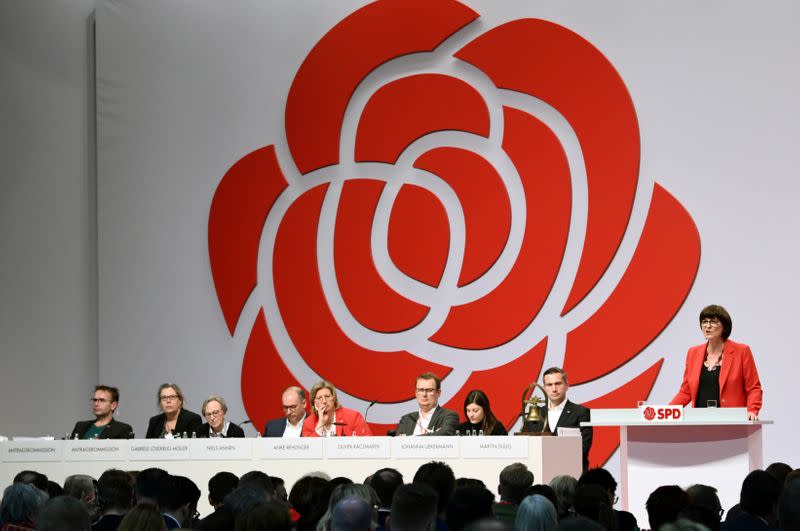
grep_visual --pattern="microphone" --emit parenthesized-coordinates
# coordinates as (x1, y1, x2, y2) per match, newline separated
(239, 419, 254, 425)
(364, 401, 377, 424)
(332, 422, 347, 436)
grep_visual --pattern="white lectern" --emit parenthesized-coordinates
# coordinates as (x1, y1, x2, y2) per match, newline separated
(584, 407, 771, 527)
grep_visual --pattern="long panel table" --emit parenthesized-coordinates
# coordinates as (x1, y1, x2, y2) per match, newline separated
(1, 435, 581, 515)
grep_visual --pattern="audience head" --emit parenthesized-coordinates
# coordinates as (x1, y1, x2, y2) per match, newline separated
(281, 386, 308, 425)
(499, 463, 534, 505)
(514, 494, 557, 531)
(646, 485, 689, 531)
(332, 496, 374, 531)
(445, 487, 495, 531)
(1, 483, 48, 526)
(572, 484, 615, 529)
(779, 475, 800, 531)
(240, 470, 276, 498)
(371, 468, 404, 508)
(462, 390, 500, 434)
(766, 462, 793, 490)
(225, 486, 270, 517)
(13, 469, 49, 492)
(388, 483, 439, 531)
(685, 484, 721, 522)
(739, 469, 781, 521)
(235, 500, 292, 531)
(289, 475, 332, 529)
(63, 474, 97, 517)
(117, 502, 167, 531)
(271, 476, 288, 505)
(135, 467, 168, 504)
(97, 469, 135, 514)
(549, 475, 578, 519)
(785, 469, 800, 488)
(318, 482, 381, 531)
(456, 478, 487, 490)
(413, 461, 456, 516)
(46, 481, 64, 500)
(209, 471, 239, 508)
(157, 474, 200, 526)
(527, 485, 558, 516)
(577, 468, 617, 507)
(37, 495, 90, 531)
(677, 505, 720, 531)
(156, 383, 184, 415)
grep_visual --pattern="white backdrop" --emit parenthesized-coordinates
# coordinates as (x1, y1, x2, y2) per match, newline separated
(92, 0, 800, 473)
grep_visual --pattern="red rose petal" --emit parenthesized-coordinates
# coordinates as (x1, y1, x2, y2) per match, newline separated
(430, 107, 570, 349)
(563, 184, 701, 384)
(208, 146, 287, 334)
(414, 147, 511, 287)
(275, 183, 451, 401)
(584, 359, 664, 468)
(336, 179, 433, 330)
(286, 0, 478, 175)
(455, 19, 640, 314)
(355, 74, 490, 164)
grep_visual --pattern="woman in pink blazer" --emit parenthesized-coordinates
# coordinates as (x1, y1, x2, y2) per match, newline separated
(671, 305, 762, 420)
(302, 380, 372, 437)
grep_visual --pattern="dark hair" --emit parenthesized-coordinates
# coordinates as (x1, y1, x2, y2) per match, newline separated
(766, 462, 793, 491)
(527, 484, 558, 514)
(699, 305, 732, 340)
(499, 463, 534, 504)
(390, 483, 439, 531)
(235, 500, 292, 531)
(98, 469, 134, 512)
(239, 470, 275, 495)
(117, 502, 167, 531)
(46, 481, 64, 500)
(209, 471, 239, 507)
(573, 484, 617, 530)
(542, 367, 569, 385)
(13, 470, 49, 492)
(679, 504, 721, 531)
(446, 487, 495, 531)
(455, 478, 486, 490)
(413, 461, 456, 513)
(578, 468, 617, 493)
(462, 390, 500, 436)
(416, 372, 442, 390)
(135, 467, 168, 502)
(157, 475, 200, 514)
(779, 477, 800, 531)
(225, 486, 269, 517)
(37, 495, 90, 531)
(740, 469, 781, 519)
(685, 484, 721, 515)
(289, 476, 332, 529)
(371, 468, 404, 508)
(95, 385, 120, 403)
(646, 485, 689, 530)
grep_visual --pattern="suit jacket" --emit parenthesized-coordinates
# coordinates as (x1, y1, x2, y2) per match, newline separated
(396, 406, 459, 436)
(70, 418, 134, 439)
(670, 339, 763, 415)
(721, 511, 776, 531)
(264, 417, 287, 437)
(145, 408, 204, 439)
(302, 407, 372, 436)
(522, 399, 592, 470)
(198, 421, 245, 438)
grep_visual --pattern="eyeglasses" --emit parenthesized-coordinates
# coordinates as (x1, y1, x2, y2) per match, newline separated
(204, 410, 223, 418)
(416, 388, 437, 395)
(700, 319, 721, 327)
(91, 398, 110, 403)
(160, 394, 179, 402)
(282, 404, 300, 411)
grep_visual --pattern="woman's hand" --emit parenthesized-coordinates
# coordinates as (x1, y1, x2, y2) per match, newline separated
(747, 411, 759, 421)
(316, 402, 332, 429)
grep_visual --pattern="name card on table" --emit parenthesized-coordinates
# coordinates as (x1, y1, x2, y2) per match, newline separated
(191, 438, 252, 460)
(255, 438, 323, 460)
(64, 440, 129, 461)
(1, 440, 63, 462)
(392, 436, 459, 459)
(129, 440, 192, 461)
(324, 437, 391, 459)
(459, 436, 528, 459)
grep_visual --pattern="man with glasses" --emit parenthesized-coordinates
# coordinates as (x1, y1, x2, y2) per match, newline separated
(199, 395, 245, 438)
(395, 372, 458, 436)
(263, 386, 308, 437)
(69, 385, 133, 439)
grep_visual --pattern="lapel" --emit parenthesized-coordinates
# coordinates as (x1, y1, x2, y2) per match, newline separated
(719, 341, 734, 392)
(427, 408, 441, 430)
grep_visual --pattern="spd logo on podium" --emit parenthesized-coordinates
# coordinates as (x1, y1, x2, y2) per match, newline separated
(641, 405, 683, 423)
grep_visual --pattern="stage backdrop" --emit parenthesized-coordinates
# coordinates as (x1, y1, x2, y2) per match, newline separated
(96, 0, 799, 468)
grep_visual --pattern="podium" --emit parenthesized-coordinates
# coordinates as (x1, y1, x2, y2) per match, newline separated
(583, 407, 772, 526)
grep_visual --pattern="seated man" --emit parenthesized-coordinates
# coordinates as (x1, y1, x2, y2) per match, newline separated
(70, 385, 133, 439)
(522, 367, 592, 470)
(493, 463, 534, 524)
(263, 386, 307, 437)
(396, 372, 458, 436)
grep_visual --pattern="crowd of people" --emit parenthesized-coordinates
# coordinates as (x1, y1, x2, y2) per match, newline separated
(3, 459, 800, 530)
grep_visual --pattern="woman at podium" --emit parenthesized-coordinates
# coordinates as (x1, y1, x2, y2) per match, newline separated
(670, 305, 763, 420)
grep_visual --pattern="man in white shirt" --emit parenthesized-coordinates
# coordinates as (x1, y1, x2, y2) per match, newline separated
(395, 372, 459, 436)
(263, 386, 307, 437)
(522, 367, 592, 469)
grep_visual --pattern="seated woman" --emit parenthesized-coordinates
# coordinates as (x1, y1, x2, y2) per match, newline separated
(199, 395, 245, 438)
(302, 381, 372, 437)
(456, 389, 508, 435)
(145, 383, 203, 438)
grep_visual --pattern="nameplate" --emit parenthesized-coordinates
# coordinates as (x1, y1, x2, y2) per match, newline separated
(191, 438, 252, 460)
(64, 440, 129, 461)
(392, 436, 459, 459)
(459, 436, 528, 459)
(129, 440, 192, 460)
(1, 440, 63, 462)
(255, 438, 323, 459)
(324, 437, 391, 459)
(640, 405, 684, 423)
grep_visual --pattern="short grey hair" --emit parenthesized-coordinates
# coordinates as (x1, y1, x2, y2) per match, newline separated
(63, 474, 95, 500)
(201, 395, 228, 415)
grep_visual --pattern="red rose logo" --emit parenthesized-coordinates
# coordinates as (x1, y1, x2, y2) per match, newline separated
(643, 407, 656, 421)
(208, 0, 700, 466)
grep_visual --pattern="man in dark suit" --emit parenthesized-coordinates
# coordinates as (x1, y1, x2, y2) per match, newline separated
(395, 372, 459, 436)
(70, 385, 134, 439)
(522, 367, 592, 470)
(263, 386, 307, 437)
